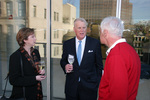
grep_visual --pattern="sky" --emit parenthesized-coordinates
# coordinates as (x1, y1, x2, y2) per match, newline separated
(130, 0, 150, 23)
(63, 0, 150, 23)
(63, 0, 80, 18)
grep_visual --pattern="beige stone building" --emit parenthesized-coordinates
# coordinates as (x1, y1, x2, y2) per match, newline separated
(51, 0, 76, 58)
(25, 0, 47, 58)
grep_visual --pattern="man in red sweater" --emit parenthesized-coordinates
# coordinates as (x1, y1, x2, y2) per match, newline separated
(98, 16, 141, 100)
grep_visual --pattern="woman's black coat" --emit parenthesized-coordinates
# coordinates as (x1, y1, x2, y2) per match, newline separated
(9, 49, 41, 100)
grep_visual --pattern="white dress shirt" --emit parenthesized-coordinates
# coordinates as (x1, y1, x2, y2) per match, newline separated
(76, 36, 86, 63)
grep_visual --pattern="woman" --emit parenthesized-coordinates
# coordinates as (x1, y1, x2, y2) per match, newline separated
(9, 28, 46, 100)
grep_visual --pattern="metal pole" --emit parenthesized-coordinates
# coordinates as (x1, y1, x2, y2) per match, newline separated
(47, 0, 51, 99)
(116, 0, 122, 18)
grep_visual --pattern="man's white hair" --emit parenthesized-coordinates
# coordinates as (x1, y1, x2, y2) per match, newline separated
(74, 18, 88, 27)
(100, 16, 124, 37)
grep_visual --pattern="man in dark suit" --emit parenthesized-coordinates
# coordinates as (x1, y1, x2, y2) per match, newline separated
(60, 18, 103, 100)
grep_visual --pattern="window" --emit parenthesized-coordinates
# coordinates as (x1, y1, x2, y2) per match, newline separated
(18, 1, 25, 17)
(34, 46, 39, 51)
(0, 0, 149, 100)
(54, 46, 59, 56)
(54, 30, 59, 39)
(51, 0, 150, 99)
(54, 31, 56, 38)
(0, 1, 48, 99)
(44, 29, 46, 39)
(57, 12, 59, 21)
(7, 25, 13, 35)
(44, 9, 46, 19)
(54, 12, 56, 21)
(6, 2, 13, 16)
(33, 5, 36, 17)
(54, 12, 59, 21)
(18, 25, 25, 31)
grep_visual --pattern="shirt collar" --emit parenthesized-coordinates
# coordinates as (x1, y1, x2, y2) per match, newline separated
(76, 36, 86, 44)
(106, 38, 126, 56)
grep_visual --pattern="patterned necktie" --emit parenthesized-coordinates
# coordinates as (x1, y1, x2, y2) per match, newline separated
(77, 41, 82, 65)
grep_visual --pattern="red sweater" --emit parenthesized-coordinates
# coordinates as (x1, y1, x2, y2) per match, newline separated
(98, 42, 141, 100)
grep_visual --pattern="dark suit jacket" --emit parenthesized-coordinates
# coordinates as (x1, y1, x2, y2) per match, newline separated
(60, 36, 103, 97)
(9, 49, 41, 100)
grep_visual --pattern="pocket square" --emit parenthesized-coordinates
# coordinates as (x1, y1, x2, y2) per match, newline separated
(88, 50, 93, 53)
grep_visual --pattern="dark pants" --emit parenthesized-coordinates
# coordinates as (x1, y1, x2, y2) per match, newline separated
(66, 82, 97, 100)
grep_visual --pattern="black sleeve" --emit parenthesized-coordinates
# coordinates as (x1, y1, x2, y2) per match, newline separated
(9, 51, 37, 87)
(60, 41, 68, 74)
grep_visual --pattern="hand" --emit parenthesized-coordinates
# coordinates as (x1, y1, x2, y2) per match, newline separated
(36, 75, 46, 81)
(65, 64, 73, 73)
(39, 69, 45, 75)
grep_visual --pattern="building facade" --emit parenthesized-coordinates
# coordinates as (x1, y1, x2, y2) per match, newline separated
(80, 0, 132, 25)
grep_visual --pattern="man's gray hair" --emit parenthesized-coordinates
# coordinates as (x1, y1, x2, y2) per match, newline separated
(74, 18, 88, 27)
(100, 16, 124, 37)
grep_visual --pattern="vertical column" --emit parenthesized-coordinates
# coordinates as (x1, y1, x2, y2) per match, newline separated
(116, 0, 122, 18)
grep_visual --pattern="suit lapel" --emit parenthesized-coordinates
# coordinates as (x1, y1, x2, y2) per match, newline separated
(80, 36, 89, 66)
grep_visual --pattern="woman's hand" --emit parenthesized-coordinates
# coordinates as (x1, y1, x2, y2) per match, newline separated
(39, 69, 45, 75)
(36, 75, 46, 81)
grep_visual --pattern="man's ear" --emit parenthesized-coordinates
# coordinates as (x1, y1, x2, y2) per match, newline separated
(103, 29, 108, 38)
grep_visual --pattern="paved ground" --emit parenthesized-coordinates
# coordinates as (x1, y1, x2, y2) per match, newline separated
(1, 79, 150, 100)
